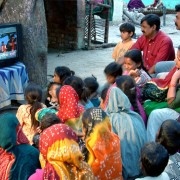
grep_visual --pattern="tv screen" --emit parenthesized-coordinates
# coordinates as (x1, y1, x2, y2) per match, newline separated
(0, 23, 22, 68)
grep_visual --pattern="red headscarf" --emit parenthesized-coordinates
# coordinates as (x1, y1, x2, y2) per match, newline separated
(57, 85, 84, 122)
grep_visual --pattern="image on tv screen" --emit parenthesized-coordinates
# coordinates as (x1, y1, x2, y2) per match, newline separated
(0, 27, 17, 61)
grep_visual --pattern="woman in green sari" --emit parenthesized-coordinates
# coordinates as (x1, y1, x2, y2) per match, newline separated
(0, 113, 40, 180)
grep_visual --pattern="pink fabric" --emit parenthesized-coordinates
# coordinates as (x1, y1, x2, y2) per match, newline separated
(28, 169, 43, 180)
(131, 31, 175, 70)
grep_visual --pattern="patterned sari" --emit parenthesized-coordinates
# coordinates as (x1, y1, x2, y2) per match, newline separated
(0, 113, 40, 180)
(82, 108, 123, 180)
(57, 85, 84, 131)
(105, 87, 147, 179)
(39, 124, 94, 180)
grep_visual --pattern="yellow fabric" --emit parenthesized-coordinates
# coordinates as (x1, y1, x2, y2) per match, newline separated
(40, 138, 94, 180)
(86, 118, 123, 179)
(112, 40, 134, 61)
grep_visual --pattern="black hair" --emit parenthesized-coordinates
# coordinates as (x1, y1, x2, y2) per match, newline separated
(40, 113, 61, 131)
(104, 62, 122, 78)
(124, 49, 150, 74)
(24, 83, 43, 130)
(175, 4, 180, 12)
(156, 120, 180, 155)
(100, 84, 110, 101)
(116, 75, 140, 115)
(178, 45, 180, 50)
(84, 76, 99, 94)
(32, 133, 40, 149)
(63, 75, 91, 102)
(56, 86, 61, 104)
(46, 81, 60, 99)
(119, 22, 135, 36)
(54, 66, 75, 85)
(140, 142, 169, 177)
(141, 14, 160, 31)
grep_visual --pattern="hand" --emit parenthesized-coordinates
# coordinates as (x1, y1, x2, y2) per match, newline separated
(129, 69, 139, 77)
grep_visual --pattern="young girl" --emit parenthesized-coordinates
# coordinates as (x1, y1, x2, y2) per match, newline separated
(104, 62, 123, 84)
(116, 75, 147, 125)
(53, 66, 75, 85)
(84, 76, 100, 107)
(124, 49, 151, 88)
(45, 81, 60, 108)
(16, 83, 45, 144)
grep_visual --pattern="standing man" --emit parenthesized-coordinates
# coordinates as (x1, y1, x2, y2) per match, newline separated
(131, 14, 175, 74)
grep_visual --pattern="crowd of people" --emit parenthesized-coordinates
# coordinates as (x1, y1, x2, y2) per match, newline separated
(0, 3, 180, 180)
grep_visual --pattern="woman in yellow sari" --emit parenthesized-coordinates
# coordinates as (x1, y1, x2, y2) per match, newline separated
(82, 107, 123, 180)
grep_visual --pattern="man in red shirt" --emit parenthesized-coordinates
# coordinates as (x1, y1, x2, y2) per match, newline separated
(131, 14, 175, 74)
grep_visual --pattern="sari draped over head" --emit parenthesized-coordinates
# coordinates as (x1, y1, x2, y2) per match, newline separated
(127, 0, 145, 11)
(0, 113, 40, 180)
(83, 108, 123, 180)
(39, 124, 94, 180)
(57, 85, 84, 131)
(105, 87, 147, 179)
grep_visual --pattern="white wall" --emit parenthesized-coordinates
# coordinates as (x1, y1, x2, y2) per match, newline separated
(113, 0, 123, 24)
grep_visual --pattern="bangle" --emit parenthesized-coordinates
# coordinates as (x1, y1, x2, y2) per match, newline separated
(169, 84, 176, 88)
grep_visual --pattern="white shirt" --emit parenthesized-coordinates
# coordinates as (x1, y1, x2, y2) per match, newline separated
(136, 172, 169, 180)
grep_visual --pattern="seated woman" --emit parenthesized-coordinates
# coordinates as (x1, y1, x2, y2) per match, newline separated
(57, 85, 84, 131)
(29, 124, 94, 179)
(81, 107, 123, 180)
(0, 113, 40, 180)
(103, 86, 147, 179)
(127, 0, 145, 11)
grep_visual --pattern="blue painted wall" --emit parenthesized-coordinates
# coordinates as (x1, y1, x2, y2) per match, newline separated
(124, 0, 179, 9)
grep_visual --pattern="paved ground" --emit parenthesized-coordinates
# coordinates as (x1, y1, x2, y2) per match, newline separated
(1, 14, 180, 114)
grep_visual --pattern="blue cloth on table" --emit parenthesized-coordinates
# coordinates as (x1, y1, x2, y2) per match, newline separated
(0, 62, 28, 108)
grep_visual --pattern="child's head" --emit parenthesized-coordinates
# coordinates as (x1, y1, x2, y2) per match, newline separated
(84, 76, 99, 94)
(156, 119, 180, 155)
(104, 62, 122, 84)
(40, 112, 61, 131)
(47, 82, 60, 100)
(25, 83, 42, 104)
(140, 142, 169, 177)
(174, 45, 180, 69)
(116, 75, 140, 114)
(63, 75, 90, 102)
(32, 133, 40, 149)
(53, 66, 75, 85)
(124, 49, 144, 72)
(119, 22, 135, 41)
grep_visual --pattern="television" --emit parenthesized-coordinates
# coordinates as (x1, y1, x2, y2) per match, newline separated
(0, 23, 22, 68)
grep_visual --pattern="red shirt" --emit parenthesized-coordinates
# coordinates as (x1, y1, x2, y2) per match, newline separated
(131, 31, 175, 70)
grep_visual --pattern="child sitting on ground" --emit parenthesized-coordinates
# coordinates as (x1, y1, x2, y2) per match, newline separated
(123, 49, 151, 88)
(45, 81, 60, 108)
(16, 83, 46, 144)
(84, 76, 100, 107)
(136, 142, 169, 180)
(112, 22, 135, 64)
(116, 75, 147, 125)
(156, 120, 180, 179)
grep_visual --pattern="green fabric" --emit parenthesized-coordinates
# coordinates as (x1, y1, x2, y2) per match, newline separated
(168, 86, 180, 109)
(0, 113, 40, 180)
(86, 0, 114, 21)
(143, 100, 180, 117)
(37, 108, 57, 122)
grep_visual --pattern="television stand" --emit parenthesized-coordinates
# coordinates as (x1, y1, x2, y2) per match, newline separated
(0, 62, 28, 109)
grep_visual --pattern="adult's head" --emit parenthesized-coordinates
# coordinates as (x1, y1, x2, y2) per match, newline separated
(156, 120, 180, 155)
(140, 142, 169, 177)
(141, 14, 160, 38)
(175, 4, 180, 30)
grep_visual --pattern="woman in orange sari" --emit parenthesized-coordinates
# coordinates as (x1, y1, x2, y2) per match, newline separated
(81, 107, 123, 180)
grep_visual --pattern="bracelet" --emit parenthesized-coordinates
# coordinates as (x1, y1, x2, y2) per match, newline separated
(169, 84, 176, 88)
